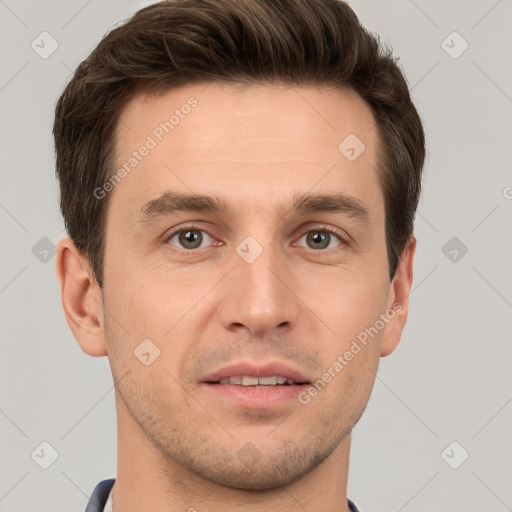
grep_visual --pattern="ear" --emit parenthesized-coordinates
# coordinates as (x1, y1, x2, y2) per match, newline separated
(380, 236, 416, 357)
(55, 237, 107, 357)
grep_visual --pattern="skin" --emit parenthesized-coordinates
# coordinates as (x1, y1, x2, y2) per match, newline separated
(56, 83, 415, 512)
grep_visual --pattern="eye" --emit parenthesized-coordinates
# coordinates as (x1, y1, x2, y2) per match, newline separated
(164, 224, 346, 253)
(296, 226, 344, 250)
(166, 225, 216, 250)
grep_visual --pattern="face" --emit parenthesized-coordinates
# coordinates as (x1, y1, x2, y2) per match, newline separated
(96, 83, 410, 489)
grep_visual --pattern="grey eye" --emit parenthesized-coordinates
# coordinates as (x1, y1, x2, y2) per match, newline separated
(168, 229, 214, 250)
(298, 230, 342, 250)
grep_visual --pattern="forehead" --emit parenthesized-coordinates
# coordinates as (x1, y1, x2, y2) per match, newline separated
(110, 83, 382, 222)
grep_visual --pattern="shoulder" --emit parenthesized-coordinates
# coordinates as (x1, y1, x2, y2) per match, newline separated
(84, 478, 116, 512)
(348, 497, 361, 511)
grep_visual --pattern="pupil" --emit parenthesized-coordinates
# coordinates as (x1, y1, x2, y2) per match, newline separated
(180, 230, 201, 249)
(309, 231, 329, 249)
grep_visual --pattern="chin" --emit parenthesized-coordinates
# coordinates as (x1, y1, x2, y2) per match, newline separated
(184, 445, 330, 491)
(194, 466, 308, 491)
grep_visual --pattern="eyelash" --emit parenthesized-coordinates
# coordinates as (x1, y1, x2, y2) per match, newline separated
(164, 223, 348, 254)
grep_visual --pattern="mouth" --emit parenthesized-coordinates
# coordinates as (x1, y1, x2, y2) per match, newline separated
(200, 361, 311, 409)
(201, 360, 311, 386)
(207, 375, 308, 386)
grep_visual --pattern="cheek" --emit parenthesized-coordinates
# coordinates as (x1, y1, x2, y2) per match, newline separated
(302, 266, 389, 332)
(103, 242, 176, 327)
(297, 268, 390, 387)
(104, 262, 210, 380)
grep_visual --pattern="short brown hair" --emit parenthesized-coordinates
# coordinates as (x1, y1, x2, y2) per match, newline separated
(54, 0, 425, 288)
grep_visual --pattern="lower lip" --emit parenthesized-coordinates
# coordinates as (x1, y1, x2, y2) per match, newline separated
(202, 383, 307, 409)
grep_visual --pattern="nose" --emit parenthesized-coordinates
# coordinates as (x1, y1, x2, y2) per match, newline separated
(219, 240, 300, 338)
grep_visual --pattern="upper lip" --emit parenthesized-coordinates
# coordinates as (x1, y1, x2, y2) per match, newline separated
(201, 360, 311, 384)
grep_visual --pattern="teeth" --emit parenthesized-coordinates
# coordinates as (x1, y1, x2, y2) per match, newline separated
(258, 376, 277, 385)
(241, 376, 259, 386)
(217, 375, 297, 386)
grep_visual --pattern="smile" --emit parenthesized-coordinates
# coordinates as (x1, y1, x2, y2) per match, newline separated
(216, 375, 300, 386)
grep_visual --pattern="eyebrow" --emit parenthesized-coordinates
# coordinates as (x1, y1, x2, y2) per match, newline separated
(136, 190, 370, 227)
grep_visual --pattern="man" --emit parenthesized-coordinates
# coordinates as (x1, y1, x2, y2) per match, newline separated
(53, 0, 424, 510)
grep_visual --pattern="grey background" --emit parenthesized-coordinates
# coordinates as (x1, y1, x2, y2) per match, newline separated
(1, 0, 511, 510)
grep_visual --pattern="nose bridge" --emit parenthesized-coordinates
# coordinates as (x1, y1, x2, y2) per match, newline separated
(222, 232, 298, 335)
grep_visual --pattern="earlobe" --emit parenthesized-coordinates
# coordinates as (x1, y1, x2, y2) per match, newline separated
(55, 237, 107, 357)
(380, 236, 416, 357)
